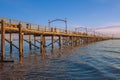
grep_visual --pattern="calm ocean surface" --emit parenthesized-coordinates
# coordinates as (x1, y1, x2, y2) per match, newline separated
(0, 40, 120, 80)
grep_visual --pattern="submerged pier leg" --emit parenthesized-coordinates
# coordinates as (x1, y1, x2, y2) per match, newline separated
(68, 37, 70, 46)
(29, 24, 32, 50)
(78, 37, 80, 45)
(19, 23, 23, 57)
(52, 36, 54, 49)
(29, 34, 32, 50)
(34, 35, 36, 49)
(71, 36, 74, 47)
(87, 37, 89, 44)
(9, 19, 12, 54)
(76, 37, 79, 46)
(75, 37, 77, 46)
(83, 38, 86, 45)
(44, 36, 46, 53)
(84, 38, 87, 45)
(65, 36, 69, 47)
(80, 37, 82, 45)
(10, 33, 12, 53)
(1, 20, 5, 61)
(59, 36, 62, 50)
(40, 35, 46, 56)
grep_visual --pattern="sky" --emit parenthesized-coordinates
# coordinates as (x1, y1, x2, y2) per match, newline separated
(0, 0, 120, 36)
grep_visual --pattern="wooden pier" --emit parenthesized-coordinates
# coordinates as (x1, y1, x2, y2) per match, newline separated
(0, 18, 110, 62)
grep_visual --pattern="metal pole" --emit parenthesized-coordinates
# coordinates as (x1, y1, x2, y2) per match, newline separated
(48, 20, 50, 27)
(65, 18, 67, 33)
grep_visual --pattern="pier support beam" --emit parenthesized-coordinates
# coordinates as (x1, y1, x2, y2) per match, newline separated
(29, 36, 32, 50)
(65, 36, 69, 47)
(19, 23, 23, 57)
(10, 33, 12, 53)
(59, 36, 62, 50)
(76, 37, 79, 46)
(71, 37, 74, 47)
(78, 37, 81, 45)
(83, 38, 86, 45)
(9, 19, 12, 54)
(34, 35, 36, 49)
(80, 37, 82, 45)
(75, 37, 77, 46)
(29, 24, 32, 50)
(40, 35, 46, 56)
(1, 20, 5, 61)
(52, 36, 54, 49)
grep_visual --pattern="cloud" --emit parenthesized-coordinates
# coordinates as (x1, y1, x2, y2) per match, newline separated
(95, 27, 120, 37)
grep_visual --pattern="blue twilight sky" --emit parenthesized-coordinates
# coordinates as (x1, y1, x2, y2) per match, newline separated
(0, 0, 120, 29)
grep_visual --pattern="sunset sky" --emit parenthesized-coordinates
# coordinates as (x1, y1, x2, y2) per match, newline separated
(0, 0, 120, 37)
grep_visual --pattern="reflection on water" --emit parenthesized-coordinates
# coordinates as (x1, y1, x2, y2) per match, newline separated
(0, 40, 120, 80)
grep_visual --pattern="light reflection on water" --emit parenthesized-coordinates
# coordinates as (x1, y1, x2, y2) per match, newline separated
(0, 40, 120, 80)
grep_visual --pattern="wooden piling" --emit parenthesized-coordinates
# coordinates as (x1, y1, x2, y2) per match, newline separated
(52, 36, 54, 49)
(43, 36, 46, 53)
(10, 33, 12, 53)
(1, 20, 5, 61)
(40, 35, 43, 54)
(29, 35, 32, 50)
(71, 37, 74, 47)
(75, 37, 77, 46)
(18, 23, 23, 57)
(34, 35, 36, 49)
(40, 35, 45, 56)
(22, 33, 24, 53)
(76, 37, 79, 46)
(29, 24, 32, 50)
(80, 37, 82, 45)
(59, 36, 62, 49)
(9, 19, 12, 53)
(78, 37, 80, 45)
(65, 37, 68, 47)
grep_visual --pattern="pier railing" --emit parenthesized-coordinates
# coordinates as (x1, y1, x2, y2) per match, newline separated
(0, 17, 110, 38)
